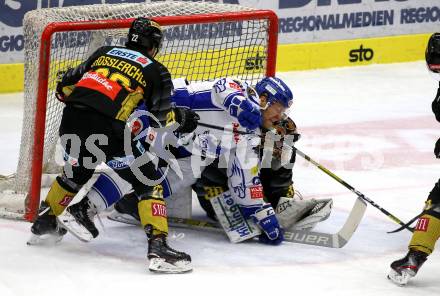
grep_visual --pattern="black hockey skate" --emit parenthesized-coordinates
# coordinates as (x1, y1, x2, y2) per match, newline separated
(387, 250, 428, 286)
(57, 197, 99, 242)
(107, 192, 141, 226)
(147, 233, 192, 274)
(27, 201, 67, 245)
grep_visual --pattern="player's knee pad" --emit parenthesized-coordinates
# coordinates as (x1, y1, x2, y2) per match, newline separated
(45, 175, 80, 216)
(409, 214, 440, 255)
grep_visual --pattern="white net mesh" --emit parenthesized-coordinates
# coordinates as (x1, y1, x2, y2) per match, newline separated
(0, 1, 273, 218)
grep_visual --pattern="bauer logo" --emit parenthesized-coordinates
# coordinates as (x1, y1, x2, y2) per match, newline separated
(284, 231, 330, 246)
(349, 45, 374, 63)
(152, 203, 167, 218)
(107, 48, 151, 67)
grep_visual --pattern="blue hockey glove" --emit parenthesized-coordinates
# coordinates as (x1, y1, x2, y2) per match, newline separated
(252, 204, 284, 245)
(229, 97, 261, 130)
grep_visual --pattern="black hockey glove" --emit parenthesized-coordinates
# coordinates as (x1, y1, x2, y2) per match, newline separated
(173, 107, 200, 133)
(434, 137, 440, 159)
(55, 65, 88, 102)
(261, 116, 301, 160)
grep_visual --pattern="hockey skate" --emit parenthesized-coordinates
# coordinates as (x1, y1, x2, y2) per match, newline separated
(387, 250, 428, 286)
(147, 233, 192, 274)
(57, 196, 98, 242)
(27, 201, 67, 245)
(107, 192, 141, 226)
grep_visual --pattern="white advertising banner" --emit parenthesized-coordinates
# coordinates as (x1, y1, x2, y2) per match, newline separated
(0, 0, 439, 64)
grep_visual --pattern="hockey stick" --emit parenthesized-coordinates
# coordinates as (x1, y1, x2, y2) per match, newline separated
(387, 213, 419, 233)
(107, 204, 367, 248)
(198, 122, 259, 136)
(168, 197, 367, 249)
(387, 204, 440, 233)
(294, 148, 413, 233)
(198, 121, 410, 232)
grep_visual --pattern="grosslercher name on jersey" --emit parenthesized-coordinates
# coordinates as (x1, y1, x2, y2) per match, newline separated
(91, 56, 146, 87)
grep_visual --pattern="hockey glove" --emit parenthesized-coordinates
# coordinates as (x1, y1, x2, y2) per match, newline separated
(229, 98, 261, 130)
(435, 137, 440, 159)
(55, 67, 81, 102)
(173, 107, 200, 133)
(252, 204, 284, 245)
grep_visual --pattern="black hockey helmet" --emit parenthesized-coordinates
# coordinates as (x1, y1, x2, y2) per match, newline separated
(426, 33, 440, 74)
(126, 17, 163, 56)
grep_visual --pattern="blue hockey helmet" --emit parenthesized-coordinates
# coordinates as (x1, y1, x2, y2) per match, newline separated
(255, 77, 293, 108)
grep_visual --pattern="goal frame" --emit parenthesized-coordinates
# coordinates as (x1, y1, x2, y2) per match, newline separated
(27, 10, 278, 221)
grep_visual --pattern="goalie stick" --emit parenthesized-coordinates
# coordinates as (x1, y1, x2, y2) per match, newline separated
(294, 148, 413, 233)
(168, 196, 367, 248)
(106, 197, 366, 248)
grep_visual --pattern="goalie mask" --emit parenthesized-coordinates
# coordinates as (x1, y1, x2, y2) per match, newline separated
(126, 17, 163, 56)
(426, 32, 440, 81)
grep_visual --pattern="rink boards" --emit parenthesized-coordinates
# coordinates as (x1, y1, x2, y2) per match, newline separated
(0, 33, 431, 93)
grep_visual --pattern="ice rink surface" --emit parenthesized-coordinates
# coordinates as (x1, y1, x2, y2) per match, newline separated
(0, 62, 439, 296)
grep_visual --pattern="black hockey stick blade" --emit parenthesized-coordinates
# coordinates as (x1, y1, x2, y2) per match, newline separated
(387, 212, 421, 234)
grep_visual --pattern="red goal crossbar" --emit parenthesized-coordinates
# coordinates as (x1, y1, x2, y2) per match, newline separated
(27, 10, 278, 221)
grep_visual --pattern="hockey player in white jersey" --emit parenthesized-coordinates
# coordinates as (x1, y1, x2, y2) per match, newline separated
(62, 76, 330, 247)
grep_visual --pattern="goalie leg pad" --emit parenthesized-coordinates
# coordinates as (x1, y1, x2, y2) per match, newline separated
(293, 198, 333, 231)
(209, 191, 261, 243)
(275, 197, 319, 229)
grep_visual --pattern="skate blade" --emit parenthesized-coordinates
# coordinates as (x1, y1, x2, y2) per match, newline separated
(107, 211, 140, 226)
(387, 269, 413, 286)
(27, 232, 63, 246)
(148, 258, 193, 274)
(57, 211, 94, 243)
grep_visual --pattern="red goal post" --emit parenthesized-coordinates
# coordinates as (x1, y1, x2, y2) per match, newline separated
(1, 3, 278, 222)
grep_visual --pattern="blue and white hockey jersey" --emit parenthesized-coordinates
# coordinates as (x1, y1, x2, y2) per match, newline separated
(86, 77, 265, 216)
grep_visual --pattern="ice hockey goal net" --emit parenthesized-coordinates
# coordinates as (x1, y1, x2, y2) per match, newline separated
(0, 1, 278, 221)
